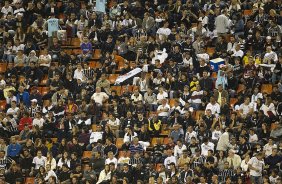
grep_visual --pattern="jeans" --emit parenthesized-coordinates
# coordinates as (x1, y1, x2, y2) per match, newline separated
(250, 176, 262, 184)
(78, 53, 92, 62)
(3, 54, 15, 62)
(272, 73, 282, 84)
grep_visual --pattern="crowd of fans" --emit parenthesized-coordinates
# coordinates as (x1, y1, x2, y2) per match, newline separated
(0, 0, 282, 183)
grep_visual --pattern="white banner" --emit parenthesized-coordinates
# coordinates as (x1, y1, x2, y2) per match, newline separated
(115, 68, 142, 85)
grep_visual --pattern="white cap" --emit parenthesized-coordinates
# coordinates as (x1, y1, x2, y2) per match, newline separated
(31, 99, 37, 103)
(266, 36, 272, 40)
(16, 13, 23, 17)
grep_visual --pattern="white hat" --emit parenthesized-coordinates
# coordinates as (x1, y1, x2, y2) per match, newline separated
(31, 99, 37, 103)
(266, 36, 272, 40)
(16, 13, 23, 17)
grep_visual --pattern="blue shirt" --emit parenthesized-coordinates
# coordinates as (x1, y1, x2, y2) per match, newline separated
(81, 42, 93, 54)
(7, 143, 22, 157)
(47, 18, 59, 37)
(96, 0, 106, 13)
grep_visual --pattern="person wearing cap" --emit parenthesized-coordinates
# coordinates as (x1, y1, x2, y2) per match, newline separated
(264, 35, 276, 50)
(26, 50, 38, 65)
(29, 98, 41, 117)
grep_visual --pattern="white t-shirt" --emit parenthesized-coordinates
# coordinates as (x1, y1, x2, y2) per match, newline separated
(32, 118, 45, 129)
(73, 69, 85, 81)
(185, 131, 197, 143)
(157, 104, 170, 117)
(6, 107, 19, 116)
(251, 93, 263, 103)
(131, 93, 143, 102)
(206, 103, 220, 115)
(157, 27, 171, 36)
(249, 134, 258, 143)
(157, 92, 168, 101)
(123, 132, 138, 143)
(32, 156, 47, 170)
(241, 159, 249, 172)
(91, 92, 109, 105)
(212, 130, 222, 141)
(107, 118, 120, 127)
(89, 131, 103, 144)
(263, 143, 277, 157)
(248, 156, 264, 176)
(39, 54, 51, 67)
(118, 156, 130, 165)
(105, 157, 118, 168)
(174, 144, 187, 158)
(239, 103, 254, 115)
(1, 6, 13, 15)
(201, 142, 215, 156)
(232, 50, 244, 58)
(164, 155, 177, 169)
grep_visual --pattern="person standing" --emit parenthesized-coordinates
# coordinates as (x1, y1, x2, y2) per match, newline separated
(45, 13, 59, 47)
(248, 152, 264, 184)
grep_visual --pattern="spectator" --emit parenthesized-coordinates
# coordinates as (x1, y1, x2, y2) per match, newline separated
(78, 37, 93, 63)
(248, 152, 265, 184)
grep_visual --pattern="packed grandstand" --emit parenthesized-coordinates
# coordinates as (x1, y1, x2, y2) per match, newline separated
(0, 0, 281, 183)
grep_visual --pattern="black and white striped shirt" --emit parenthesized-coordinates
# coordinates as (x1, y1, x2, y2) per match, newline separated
(218, 169, 235, 182)
(129, 157, 143, 166)
(191, 155, 205, 169)
(0, 157, 13, 170)
(83, 68, 95, 79)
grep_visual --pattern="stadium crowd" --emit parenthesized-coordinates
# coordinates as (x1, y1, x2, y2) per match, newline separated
(0, 0, 282, 183)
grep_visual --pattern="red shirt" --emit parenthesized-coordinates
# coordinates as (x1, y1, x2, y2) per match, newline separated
(18, 117, 33, 131)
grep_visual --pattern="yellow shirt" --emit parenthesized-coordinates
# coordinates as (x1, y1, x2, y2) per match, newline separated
(190, 81, 199, 92)
(255, 58, 261, 65)
(243, 56, 249, 65)
(3, 86, 16, 98)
